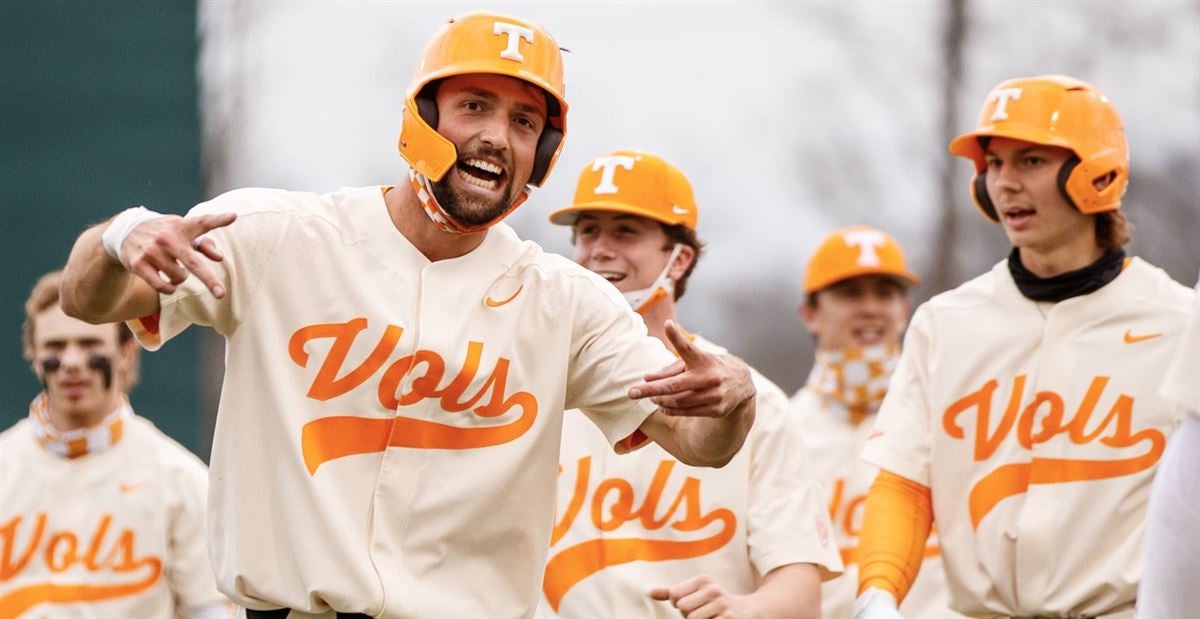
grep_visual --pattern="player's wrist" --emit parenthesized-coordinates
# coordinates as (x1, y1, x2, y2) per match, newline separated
(736, 590, 773, 619)
(101, 206, 169, 265)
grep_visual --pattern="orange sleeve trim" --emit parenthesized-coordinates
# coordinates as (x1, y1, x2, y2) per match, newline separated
(614, 428, 649, 453)
(137, 314, 160, 336)
(856, 469, 933, 602)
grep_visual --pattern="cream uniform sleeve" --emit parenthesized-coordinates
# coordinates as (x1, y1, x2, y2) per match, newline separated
(165, 453, 227, 611)
(1161, 270, 1200, 414)
(128, 188, 290, 350)
(563, 272, 676, 447)
(746, 375, 843, 579)
(861, 304, 936, 485)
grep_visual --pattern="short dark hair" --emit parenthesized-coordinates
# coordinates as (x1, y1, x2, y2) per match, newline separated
(661, 223, 704, 300)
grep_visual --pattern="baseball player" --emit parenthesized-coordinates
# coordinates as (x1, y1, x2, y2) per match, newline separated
(1138, 266, 1200, 617)
(790, 226, 962, 618)
(56, 12, 757, 619)
(852, 75, 1194, 618)
(542, 150, 843, 619)
(1, 270, 229, 619)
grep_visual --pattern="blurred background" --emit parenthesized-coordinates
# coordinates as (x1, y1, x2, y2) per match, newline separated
(3, 1, 1197, 459)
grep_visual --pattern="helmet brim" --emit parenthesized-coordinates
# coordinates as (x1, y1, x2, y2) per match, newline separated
(948, 125, 1076, 168)
(548, 200, 689, 227)
(806, 270, 920, 295)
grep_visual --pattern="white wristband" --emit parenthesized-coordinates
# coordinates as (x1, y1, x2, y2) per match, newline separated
(101, 206, 169, 263)
(853, 587, 902, 619)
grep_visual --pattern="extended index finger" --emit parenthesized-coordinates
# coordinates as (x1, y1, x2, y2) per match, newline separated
(183, 212, 237, 239)
(664, 320, 705, 366)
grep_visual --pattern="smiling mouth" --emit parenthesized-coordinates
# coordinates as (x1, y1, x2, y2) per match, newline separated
(456, 158, 506, 192)
(595, 271, 626, 283)
(853, 326, 886, 344)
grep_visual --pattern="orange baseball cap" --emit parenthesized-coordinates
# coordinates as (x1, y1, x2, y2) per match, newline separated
(548, 150, 698, 230)
(804, 226, 919, 294)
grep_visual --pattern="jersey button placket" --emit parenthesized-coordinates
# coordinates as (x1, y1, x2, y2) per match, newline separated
(367, 280, 426, 619)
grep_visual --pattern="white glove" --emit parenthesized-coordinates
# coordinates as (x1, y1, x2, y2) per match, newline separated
(853, 587, 906, 619)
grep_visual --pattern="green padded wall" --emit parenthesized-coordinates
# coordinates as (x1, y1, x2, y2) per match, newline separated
(1, 1, 203, 455)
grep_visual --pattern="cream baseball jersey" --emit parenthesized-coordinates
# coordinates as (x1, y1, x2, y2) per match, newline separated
(862, 258, 1192, 617)
(128, 186, 676, 618)
(1160, 268, 1200, 414)
(790, 388, 961, 619)
(0, 414, 224, 618)
(543, 336, 842, 618)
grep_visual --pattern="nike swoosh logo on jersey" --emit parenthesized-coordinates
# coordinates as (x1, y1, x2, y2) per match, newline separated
(485, 285, 523, 308)
(1123, 329, 1162, 344)
(118, 481, 146, 494)
(671, 205, 689, 215)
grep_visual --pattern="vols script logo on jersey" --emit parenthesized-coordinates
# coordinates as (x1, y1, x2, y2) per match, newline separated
(290, 318, 538, 474)
(942, 374, 1166, 529)
(542, 457, 736, 611)
(0, 513, 163, 616)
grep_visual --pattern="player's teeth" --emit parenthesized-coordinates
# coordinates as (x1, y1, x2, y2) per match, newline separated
(457, 168, 497, 189)
(466, 159, 502, 174)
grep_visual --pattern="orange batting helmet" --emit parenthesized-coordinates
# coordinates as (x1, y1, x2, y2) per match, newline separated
(948, 75, 1128, 222)
(398, 12, 568, 188)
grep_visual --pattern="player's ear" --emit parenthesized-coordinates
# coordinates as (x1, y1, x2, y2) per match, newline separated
(119, 337, 137, 365)
(799, 299, 820, 333)
(670, 245, 696, 280)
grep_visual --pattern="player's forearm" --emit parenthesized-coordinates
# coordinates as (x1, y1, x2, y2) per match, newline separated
(856, 469, 933, 603)
(675, 392, 755, 468)
(744, 563, 821, 619)
(60, 221, 151, 323)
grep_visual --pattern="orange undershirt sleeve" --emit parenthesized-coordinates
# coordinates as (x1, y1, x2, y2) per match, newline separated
(856, 469, 934, 602)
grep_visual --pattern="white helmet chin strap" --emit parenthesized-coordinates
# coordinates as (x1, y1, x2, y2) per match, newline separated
(623, 244, 683, 314)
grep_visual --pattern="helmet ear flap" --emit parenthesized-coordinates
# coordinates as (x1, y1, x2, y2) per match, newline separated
(416, 81, 440, 128)
(527, 93, 564, 187)
(972, 172, 1000, 222)
(529, 126, 563, 187)
(1056, 155, 1081, 209)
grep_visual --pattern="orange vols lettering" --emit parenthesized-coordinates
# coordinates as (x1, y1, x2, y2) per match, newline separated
(290, 320, 541, 473)
(544, 458, 737, 611)
(0, 513, 163, 616)
(289, 318, 404, 401)
(943, 375, 1167, 528)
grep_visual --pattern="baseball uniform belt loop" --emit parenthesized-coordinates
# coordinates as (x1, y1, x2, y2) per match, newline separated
(245, 610, 373, 619)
